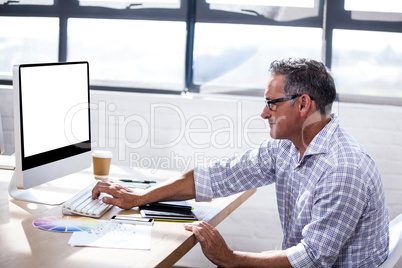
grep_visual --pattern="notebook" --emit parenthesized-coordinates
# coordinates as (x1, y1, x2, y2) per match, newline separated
(139, 201, 198, 222)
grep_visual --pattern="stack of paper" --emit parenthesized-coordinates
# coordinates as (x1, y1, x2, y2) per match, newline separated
(68, 220, 152, 250)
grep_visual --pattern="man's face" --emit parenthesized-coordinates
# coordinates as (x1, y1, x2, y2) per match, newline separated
(261, 74, 300, 140)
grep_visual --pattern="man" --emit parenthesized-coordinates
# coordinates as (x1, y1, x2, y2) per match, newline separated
(92, 58, 389, 267)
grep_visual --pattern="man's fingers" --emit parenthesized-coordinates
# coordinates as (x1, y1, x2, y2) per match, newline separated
(91, 181, 107, 199)
(90, 181, 143, 210)
(192, 226, 207, 243)
(184, 220, 231, 266)
(101, 195, 119, 206)
(92, 182, 125, 205)
(184, 221, 215, 244)
(183, 223, 194, 231)
(92, 181, 122, 199)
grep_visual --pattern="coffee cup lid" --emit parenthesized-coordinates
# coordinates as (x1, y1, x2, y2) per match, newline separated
(92, 150, 112, 158)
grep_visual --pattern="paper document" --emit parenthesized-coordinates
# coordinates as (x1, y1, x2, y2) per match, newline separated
(68, 220, 151, 250)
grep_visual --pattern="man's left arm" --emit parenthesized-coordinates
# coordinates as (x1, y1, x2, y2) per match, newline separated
(184, 221, 292, 268)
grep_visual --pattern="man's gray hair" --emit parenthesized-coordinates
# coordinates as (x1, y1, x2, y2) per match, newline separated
(269, 58, 337, 115)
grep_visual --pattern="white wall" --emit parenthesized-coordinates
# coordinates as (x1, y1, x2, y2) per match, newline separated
(0, 86, 13, 155)
(1, 88, 401, 267)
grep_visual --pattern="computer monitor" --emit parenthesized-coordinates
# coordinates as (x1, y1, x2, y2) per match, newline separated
(9, 61, 92, 205)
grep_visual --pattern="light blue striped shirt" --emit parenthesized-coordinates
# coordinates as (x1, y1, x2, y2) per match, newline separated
(194, 114, 389, 267)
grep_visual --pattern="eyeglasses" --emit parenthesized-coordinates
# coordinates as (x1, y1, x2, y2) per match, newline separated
(264, 94, 301, 111)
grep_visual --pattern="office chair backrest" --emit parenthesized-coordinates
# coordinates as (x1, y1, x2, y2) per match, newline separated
(378, 214, 402, 268)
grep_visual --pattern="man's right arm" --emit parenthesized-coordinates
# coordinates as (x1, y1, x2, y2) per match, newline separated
(92, 170, 196, 209)
(146, 169, 196, 203)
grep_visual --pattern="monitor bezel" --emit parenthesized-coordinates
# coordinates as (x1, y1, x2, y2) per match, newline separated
(16, 61, 91, 171)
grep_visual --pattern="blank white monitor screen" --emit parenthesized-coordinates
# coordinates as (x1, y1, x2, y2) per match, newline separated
(20, 63, 89, 158)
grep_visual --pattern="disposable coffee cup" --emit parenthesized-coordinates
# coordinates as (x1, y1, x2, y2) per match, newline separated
(92, 150, 112, 180)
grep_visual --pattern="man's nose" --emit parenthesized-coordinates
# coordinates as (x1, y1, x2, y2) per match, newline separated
(261, 105, 271, 119)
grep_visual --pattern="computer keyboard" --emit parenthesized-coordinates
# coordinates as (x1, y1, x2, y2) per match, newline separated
(62, 182, 114, 218)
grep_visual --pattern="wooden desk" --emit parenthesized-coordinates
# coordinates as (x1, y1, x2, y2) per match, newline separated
(0, 167, 255, 268)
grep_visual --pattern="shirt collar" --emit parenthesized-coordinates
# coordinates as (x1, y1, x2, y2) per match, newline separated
(300, 113, 338, 158)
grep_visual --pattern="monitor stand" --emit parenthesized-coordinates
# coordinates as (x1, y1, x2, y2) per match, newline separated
(8, 171, 76, 205)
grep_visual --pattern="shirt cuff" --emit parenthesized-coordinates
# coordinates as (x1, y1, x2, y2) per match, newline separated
(286, 243, 315, 268)
(193, 165, 214, 202)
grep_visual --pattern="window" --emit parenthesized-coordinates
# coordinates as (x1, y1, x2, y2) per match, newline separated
(206, 0, 314, 8)
(0, 17, 58, 79)
(78, 0, 180, 9)
(191, 0, 323, 94)
(0, 0, 187, 92)
(322, 0, 402, 103)
(344, 0, 402, 22)
(345, 0, 402, 13)
(0, 0, 53, 5)
(194, 23, 322, 95)
(68, 19, 186, 90)
(332, 29, 402, 98)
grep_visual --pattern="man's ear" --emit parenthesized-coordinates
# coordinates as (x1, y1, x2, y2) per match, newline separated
(300, 94, 313, 118)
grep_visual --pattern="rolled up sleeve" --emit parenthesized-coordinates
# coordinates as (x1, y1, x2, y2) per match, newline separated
(193, 165, 214, 202)
(193, 140, 277, 202)
(286, 243, 315, 268)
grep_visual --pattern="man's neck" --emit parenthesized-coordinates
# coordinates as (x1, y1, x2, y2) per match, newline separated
(294, 113, 331, 160)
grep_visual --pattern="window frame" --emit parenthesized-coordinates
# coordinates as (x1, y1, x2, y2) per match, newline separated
(0, 0, 190, 95)
(324, 0, 402, 105)
(187, 0, 324, 93)
(1, 0, 402, 105)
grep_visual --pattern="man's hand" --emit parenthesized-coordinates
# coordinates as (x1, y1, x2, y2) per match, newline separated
(91, 170, 196, 210)
(184, 221, 234, 267)
(92, 181, 145, 209)
(184, 221, 292, 267)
